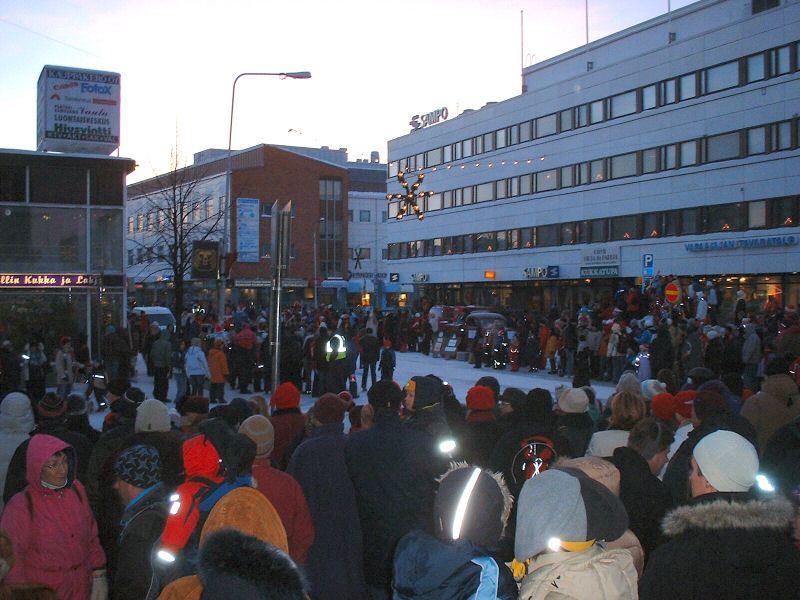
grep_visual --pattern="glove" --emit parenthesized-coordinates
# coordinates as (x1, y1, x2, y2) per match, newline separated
(90, 569, 108, 600)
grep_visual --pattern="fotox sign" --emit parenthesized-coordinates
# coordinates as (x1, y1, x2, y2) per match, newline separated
(37, 65, 121, 155)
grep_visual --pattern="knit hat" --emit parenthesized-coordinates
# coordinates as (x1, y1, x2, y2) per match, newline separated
(556, 457, 621, 497)
(522, 388, 554, 422)
(616, 372, 641, 395)
(106, 378, 128, 398)
(136, 399, 171, 432)
(641, 379, 667, 401)
(687, 367, 716, 387)
(313, 393, 346, 424)
(650, 392, 676, 421)
(466, 385, 496, 411)
(693, 390, 727, 421)
(408, 375, 443, 410)
(515, 469, 629, 561)
(433, 463, 512, 548)
(557, 388, 589, 414)
(0, 392, 34, 434)
(66, 393, 88, 416)
(36, 393, 66, 419)
(338, 391, 354, 409)
(367, 380, 404, 410)
(179, 395, 210, 416)
(270, 382, 300, 410)
(474, 376, 500, 401)
(500, 387, 526, 413)
(673, 390, 696, 419)
(693, 430, 759, 493)
(239, 415, 275, 457)
(114, 444, 162, 489)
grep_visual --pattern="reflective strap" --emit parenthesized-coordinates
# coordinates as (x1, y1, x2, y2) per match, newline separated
(468, 556, 499, 600)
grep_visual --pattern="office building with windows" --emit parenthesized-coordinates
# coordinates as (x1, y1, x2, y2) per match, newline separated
(385, 0, 799, 317)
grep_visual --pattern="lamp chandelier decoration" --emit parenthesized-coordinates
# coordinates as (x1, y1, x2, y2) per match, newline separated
(386, 170, 433, 220)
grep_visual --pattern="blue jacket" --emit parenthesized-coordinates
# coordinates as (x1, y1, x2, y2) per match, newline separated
(393, 530, 518, 600)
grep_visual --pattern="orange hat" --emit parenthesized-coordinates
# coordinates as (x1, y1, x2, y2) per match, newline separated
(466, 385, 496, 411)
(270, 382, 300, 410)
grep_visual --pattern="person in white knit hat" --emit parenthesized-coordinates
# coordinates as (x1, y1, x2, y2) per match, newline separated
(640, 430, 800, 599)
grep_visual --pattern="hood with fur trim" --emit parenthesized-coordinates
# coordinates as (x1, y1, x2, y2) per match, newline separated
(662, 495, 793, 537)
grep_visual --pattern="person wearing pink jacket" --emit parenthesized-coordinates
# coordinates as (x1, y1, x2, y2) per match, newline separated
(1, 434, 107, 600)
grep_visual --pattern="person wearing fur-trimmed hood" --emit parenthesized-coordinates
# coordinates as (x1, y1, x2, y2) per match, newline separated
(640, 430, 800, 600)
(393, 463, 518, 600)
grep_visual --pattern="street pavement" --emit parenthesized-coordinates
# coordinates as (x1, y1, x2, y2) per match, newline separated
(91, 351, 619, 429)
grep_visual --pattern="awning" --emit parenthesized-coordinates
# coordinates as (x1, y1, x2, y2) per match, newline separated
(383, 282, 401, 293)
(320, 279, 348, 289)
(347, 280, 365, 293)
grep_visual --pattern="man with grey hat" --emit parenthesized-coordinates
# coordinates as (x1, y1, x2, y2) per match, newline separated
(641, 430, 800, 599)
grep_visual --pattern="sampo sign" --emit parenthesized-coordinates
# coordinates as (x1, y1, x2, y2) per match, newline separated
(409, 107, 449, 132)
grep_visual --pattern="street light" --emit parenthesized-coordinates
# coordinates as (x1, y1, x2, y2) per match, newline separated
(313, 217, 325, 307)
(217, 71, 312, 316)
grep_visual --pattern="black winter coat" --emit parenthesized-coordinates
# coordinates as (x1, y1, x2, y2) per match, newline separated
(555, 412, 595, 458)
(609, 446, 673, 561)
(393, 530, 518, 600)
(345, 412, 446, 590)
(639, 493, 800, 600)
(460, 417, 502, 468)
(114, 484, 169, 600)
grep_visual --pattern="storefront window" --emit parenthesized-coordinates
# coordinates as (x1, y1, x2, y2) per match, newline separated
(91, 209, 122, 271)
(0, 206, 86, 271)
(610, 215, 639, 240)
(90, 169, 124, 205)
(707, 203, 745, 232)
(769, 197, 797, 227)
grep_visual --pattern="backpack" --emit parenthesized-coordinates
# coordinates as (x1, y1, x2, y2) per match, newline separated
(511, 434, 558, 485)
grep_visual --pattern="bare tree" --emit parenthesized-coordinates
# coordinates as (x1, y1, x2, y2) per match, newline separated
(129, 145, 223, 314)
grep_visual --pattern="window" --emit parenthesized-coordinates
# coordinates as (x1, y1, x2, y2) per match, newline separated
(591, 219, 607, 243)
(577, 221, 591, 243)
(536, 114, 557, 137)
(426, 147, 442, 167)
(707, 203, 744, 232)
(427, 193, 442, 211)
(707, 132, 741, 162)
(536, 169, 558, 192)
(769, 197, 796, 227)
(560, 110, 573, 132)
(643, 213, 661, 238)
(561, 166, 574, 188)
(561, 223, 576, 244)
(706, 61, 739, 93)
(319, 178, 342, 201)
(748, 127, 766, 154)
(663, 144, 677, 170)
(127, 249, 134, 266)
(520, 175, 533, 195)
(205, 198, 214, 220)
(610, 91, 637, 118)
(0, 206, 87, 271)
(359, 210, 370, 222)
(642, 85, 657, 110)
(388, 202, 399, 219)
(577, 162, 590, 185)
(661, 79, 676, 104)
(680, 141, 698, 166)
(610, 215, 639, 240)
(463, 234, 474, 254)
(0, 165, 25, 202)
(589, 100, 604, 124)
(29, 165, 86, 204)
(520, 228, 534, 248)
(474, 136, 483, 155)
(770, 45, 791, 76)
(519, 121, 533, 143)
(496, 180, 508, 200)
(752, 0, 779, 14)
(749, 200, 767, 228)
(590, 160, 605, 182)
(576, 105, 589, 127)
(348, 209, 353, 222)
(443, 145, 452, 163)
(128, 215, 135, 234)
(476, 183, 494, 203)
(508, 229, 520, 249)
(509, 126, 519, 146)
(536, 224, 559, 247)
(642, 148, 658, 173)
(90, 169, 123, 205)
(137, 213, 144, 231)
(483, 132, 495, 152)
(358, 247, 371, 259)
(496, 129, 507, 149)
(747, 54, 765, 82)
(496, 231, 508, 251)
(680, 208, 701, 235)
(680, 73, 697, 100)
(771, 121, 792, 151)
(610, 153, 637, 179)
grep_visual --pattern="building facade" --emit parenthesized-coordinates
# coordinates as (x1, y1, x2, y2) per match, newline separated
(127, 144, 387, 311)
(385, 0, 799, 319)
(0, 148, 135, 354)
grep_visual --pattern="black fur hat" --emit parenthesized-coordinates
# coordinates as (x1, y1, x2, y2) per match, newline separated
(198, 529, 307, 600)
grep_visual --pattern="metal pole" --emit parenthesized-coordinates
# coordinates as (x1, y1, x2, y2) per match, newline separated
(313, 230, 318, 308)
(585, 0, 589, 46)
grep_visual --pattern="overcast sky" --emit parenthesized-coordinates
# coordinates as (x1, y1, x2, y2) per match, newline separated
(1, 0, 696, 181)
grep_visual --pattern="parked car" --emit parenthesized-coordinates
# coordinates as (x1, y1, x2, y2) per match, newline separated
(133, 306, 176, 332)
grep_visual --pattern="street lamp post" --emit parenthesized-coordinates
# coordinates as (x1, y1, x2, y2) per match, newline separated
(313, 217, 325, 307)
(217, 71, 311, 317)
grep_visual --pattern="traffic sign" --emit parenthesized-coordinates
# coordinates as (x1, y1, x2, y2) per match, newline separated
(665, 282, 680, 303)
(642, 254, 654, 277)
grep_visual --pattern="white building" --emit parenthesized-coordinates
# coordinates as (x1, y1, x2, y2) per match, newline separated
(385, 0, 799, 317)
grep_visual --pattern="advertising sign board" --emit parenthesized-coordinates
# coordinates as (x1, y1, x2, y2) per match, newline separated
(37, 65, 121, 154)
(236, 198, 260, 263)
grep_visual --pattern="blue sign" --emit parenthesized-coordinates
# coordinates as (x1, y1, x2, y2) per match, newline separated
(684, 235, 798, 252)
(523, 266, 560, 279)
(236, 198, 260, 263)
(389, 272, 400, 283)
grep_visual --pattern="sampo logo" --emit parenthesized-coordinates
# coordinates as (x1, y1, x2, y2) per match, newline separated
(409, 107, 449, 132)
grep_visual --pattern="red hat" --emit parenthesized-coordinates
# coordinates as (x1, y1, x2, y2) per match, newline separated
(650, 392, 676, 421)
(313, 393, 346, 424)
(673, 390, 695, 419)
(466, 385, 496, 411)
(271, 382, 300, 410)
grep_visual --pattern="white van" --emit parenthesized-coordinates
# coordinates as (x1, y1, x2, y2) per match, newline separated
(134, 306, 176, 332)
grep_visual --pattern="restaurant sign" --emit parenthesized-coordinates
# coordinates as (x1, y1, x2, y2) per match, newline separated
(0, 274, 98, 288)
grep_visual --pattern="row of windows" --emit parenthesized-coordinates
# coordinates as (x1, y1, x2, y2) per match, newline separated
(387, 196, 798, 259)
(389, 39, 799, 177)
(388, 118, 798, 217)
(128, 197, 225, 234)
(0, 164, 126, 205)
(346, 209, 390, 223)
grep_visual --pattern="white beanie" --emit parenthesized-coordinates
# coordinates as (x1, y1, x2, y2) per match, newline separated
(640, 379, 667, 401)
(135, 398, 171, 433)
(693, 430, 758, 493)
(557, 388, 589, 414)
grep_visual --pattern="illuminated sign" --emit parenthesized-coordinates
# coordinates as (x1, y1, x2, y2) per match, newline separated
(409, 107, 449, 132)
(0, 274, 98, 288)
(524, 266, 560, 279)
(484, 271, 496, 279)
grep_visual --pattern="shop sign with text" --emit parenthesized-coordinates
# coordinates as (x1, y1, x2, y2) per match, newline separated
(684, 235, 798, 252)
(581, 246, 620, 266)
(524, 266, 560, 279)
(0, 274, 98, 288)
(580, 266, 620, 277)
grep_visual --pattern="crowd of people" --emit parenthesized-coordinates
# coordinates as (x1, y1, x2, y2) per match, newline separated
(0, 287, 797, 599)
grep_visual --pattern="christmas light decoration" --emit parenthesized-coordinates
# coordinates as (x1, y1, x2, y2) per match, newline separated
(386, 170, 433, 220)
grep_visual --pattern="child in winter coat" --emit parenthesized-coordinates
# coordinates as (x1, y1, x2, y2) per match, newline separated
(207, 338, 230, 404)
